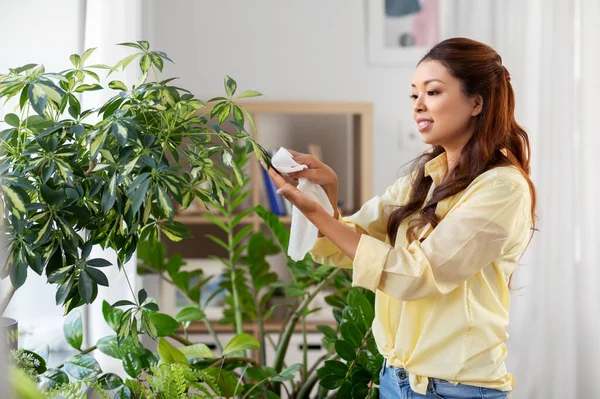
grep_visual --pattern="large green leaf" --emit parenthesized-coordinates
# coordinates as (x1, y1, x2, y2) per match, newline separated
(63, 309, 83, 350)
(39, 368, 69, 390)
(340, 319, 363, 348)
(149, 312, 179, 336)
(174, 306, 206, 323)
(157, 338, 188, 364)
(28, 83, 47, 116)
(222, 333, 260, 356)
(63, 354, 102, 380)
(122, 352, 143, 378)
(335, 339, 356, 362)
(178, 343, 215, 360)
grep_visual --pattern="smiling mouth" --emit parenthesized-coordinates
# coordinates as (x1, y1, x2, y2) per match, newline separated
(417, 120, 433, 132)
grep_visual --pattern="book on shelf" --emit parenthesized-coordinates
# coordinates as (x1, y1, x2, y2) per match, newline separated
(261, 162, 287, 216)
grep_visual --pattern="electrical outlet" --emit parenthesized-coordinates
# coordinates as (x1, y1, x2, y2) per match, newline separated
(398, 121, 425, 150)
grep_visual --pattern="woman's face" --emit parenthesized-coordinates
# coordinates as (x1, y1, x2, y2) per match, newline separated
(411, 60, 482, 148)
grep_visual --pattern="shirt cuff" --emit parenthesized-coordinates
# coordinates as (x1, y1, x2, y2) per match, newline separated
(352, 234, 391, 292)
(309, 209, 345, 259)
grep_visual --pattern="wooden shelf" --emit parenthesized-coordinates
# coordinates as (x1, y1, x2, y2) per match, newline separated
(185, 319, 337, 334)
(174, 214, 291, 224)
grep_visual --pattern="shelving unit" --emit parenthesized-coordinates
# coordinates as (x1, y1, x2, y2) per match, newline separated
(162, 101, 373, 331)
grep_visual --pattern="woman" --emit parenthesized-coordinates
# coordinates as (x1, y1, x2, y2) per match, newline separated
(263, 37, 536, 399)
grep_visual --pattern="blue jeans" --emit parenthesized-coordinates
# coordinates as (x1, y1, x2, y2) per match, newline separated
(378, 359, 509, 398)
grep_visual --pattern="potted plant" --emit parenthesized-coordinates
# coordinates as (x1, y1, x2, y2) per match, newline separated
(0, 41, 269, 331)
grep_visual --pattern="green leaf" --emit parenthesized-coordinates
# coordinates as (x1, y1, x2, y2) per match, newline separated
(74, 83, 103, 92)
(4, 113, 19, 127)
(114, 386, 132, 399)
(156, 186, 173, 219)
(340, 319, 363, 348)
(140, 54, 151, 74)
(87, 258, 112, 267)
(149, 313, 179, 336)
(78, 271, 94, 303)
(320, 374, 344, 390)
(157, 337, 188, 364)
(179, 343, 215, 359)
(63, 309, 83, 350)
(285, 284, 306, 298)
(108, 80, 128, 91)
(337, 381, 353, 398)
(63, 354, 102, 380)
(317, 325, 338, 339)
(110, 122, 128, 146)
(352, 381, 370, 398)
(161, 221, 192, 242)
(272, 363, 303, 382)
(102, 300, 123, 332)
(150, 53, 164, 72)
(222, 333, 260, 356)
(102, 174, 117, 213)
(324, 360, 348, 376)
(3, 185, 27, 213)
(28, 83, 47, 116)
(237, 90, 263, 99)
(70, 54, 81, 68)
(97, 372, 123, 390)
(39, 368, 69, 390)
(174, 306, 206, 323)
(81, 47, 97, 63)
(224, 75, 237, 97)
(197, 367, 243, 397)
(86, 267, 109, 286)
(20, 349, 47, 374)
(348, 290, 374, 331)
(122, 352, 143, 378)
(335, 339, 356, 362)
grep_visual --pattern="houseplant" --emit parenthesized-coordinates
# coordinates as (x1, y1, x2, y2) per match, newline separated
(0, 41, 269, 328)
(1, 42, 382, 398)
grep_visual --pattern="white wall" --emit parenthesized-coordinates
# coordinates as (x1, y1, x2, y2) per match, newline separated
(141, 0, 424, 196)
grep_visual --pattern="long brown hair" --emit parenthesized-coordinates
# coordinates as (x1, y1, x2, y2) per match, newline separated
(387, 37, 537, 247)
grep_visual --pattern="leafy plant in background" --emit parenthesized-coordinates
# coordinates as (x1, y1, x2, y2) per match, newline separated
(137, 146, 382, 398)
(0, 41, 269, 323)
(1, 41, 384, 398)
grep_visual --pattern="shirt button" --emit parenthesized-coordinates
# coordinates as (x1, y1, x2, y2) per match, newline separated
(399, 371, 407, 379)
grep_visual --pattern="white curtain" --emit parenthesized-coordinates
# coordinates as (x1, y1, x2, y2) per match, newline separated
(81, 0, 144, 376)
(443, 1, 600, 397)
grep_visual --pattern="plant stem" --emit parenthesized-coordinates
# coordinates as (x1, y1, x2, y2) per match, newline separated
(0, 283, 16, 316)
(169, 333, 193, 346)
(302, 315, 307, 381)
(273, 268, 339, 373)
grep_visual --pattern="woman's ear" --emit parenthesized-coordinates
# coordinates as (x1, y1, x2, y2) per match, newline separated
(471, 94, 483, 117)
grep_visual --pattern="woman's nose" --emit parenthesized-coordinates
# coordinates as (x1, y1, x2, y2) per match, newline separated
(413, 94, 426, 113)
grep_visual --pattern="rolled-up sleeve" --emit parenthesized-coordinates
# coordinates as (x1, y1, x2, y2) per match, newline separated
(352, 178, 531, 300)
(309, 176, 408, 269)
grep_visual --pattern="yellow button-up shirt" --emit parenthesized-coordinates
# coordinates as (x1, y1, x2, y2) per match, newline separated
(309, 152, 533, 395)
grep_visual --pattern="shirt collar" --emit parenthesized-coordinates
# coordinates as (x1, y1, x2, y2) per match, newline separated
(424, 152, 448, 185)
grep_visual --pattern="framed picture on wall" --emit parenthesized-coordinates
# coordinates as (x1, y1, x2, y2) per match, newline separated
(366, 0, 442, 66)
(160, 258, 227, 320)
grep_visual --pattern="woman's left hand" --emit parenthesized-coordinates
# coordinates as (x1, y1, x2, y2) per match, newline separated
(261, 160, 321, 216)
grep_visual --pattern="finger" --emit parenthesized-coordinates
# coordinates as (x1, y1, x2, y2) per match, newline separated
(267, 167, 288, 188)
(287, 149, 304, 157)
(287, 168, 319, 181)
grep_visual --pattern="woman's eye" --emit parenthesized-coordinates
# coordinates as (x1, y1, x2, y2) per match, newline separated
(427, 90, 439, 96)
(409, 94, 418, 100)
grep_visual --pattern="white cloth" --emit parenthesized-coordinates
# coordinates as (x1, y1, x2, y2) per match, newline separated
(271, 148, 334, 261)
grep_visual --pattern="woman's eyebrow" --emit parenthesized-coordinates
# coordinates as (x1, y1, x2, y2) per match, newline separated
(411, 79, 446, 87)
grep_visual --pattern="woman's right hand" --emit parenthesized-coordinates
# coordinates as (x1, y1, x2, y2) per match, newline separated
(286, 149, 339, 189)
(286, 149, 339, 221)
